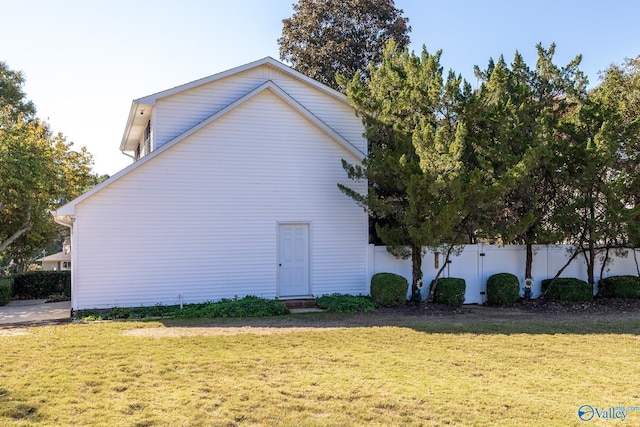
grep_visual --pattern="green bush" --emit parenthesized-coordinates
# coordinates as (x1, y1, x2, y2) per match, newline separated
(370, 273, 408, 307)
(11, 271, 71, 299)
(433, 278, 466, 307)
(0, 278, 13, 306)
(598, 275, 640, 299)
(316, 294, 377, 313)
(541, 278, 593, 302)
(76, 296, 290, 321)
(486, 273, 520, 306)
(199, 296, 290, 318)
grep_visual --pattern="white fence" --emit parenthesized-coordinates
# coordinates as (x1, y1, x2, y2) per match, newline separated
(368, 244, 640, 303)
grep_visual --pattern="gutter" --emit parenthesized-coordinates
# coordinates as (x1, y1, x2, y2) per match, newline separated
(121, 149, 135, 160)
(53, 214, 75, 228)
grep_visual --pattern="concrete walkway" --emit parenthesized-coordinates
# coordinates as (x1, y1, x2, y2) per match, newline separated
(0, 299, 71, 326)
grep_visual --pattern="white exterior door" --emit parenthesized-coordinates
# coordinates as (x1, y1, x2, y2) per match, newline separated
(278, 224, 310, 297)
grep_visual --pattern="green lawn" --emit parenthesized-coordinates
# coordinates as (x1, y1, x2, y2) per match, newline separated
(1, 313, 640, 426)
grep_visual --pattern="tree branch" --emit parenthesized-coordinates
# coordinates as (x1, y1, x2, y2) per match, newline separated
(0, 210, 32, 252)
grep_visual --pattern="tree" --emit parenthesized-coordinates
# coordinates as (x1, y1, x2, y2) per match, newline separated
(550, 56, 640, 287)
(0, 61, 36, 120)
(465, 44, 586, 283)
(596, 57, 640, 246)
(0, 62, 95, 272)
(278, 0, 410, 91)
(338, 42, 474, 301)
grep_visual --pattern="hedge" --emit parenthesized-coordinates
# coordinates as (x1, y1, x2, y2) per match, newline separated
(541, 278, 593, 302)
(598, 275, 640, 299)
(11, 271, 71, 300)
(433, 277, 466, 307)
(0, 278, 13, 306)
(486, 273, 520, 305)
(370, 272, 408, 307)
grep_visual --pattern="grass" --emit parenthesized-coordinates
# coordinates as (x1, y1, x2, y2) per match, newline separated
(1, 314, 640, 426)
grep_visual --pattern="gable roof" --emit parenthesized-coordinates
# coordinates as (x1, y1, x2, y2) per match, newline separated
(54, 77, 365, 221)
(37, 251, 71, 262)
(120, 57, 349, 151)
(171, 80, 364, 159)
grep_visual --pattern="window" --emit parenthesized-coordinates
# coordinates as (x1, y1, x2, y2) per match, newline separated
(144, 121, 151, 155)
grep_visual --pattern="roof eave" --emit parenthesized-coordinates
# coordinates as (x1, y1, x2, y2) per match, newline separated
(119, 101, 153, 152)
(135, 57, 349, 106)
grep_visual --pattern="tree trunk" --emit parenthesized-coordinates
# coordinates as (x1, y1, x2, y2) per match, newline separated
(543, 246, 582, 296)
(587, 240, 596, 287)
(599, 246, 611, 284)
(427, 242, 457, 302)
(525, 242, 533, 279)
(0, 210, 31, 252)
(410, 244, 423, 303)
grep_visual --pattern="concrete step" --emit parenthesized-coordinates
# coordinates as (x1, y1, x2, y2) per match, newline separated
(282, 299, 317, 309)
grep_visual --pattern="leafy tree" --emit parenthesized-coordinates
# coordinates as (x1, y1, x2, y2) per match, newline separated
(466, 44, 586, 282)
(338, 42, 474, 301)
(0, 61, 36, 120)
(279, 0, 410, 91)
(0, 62, 95, 273)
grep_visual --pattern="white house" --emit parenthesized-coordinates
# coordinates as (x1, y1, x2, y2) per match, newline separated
(53, 57, 369, 310)
(37, 251, 71, 271)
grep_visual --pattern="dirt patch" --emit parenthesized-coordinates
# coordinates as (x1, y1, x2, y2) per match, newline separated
(0, 328, 30, 337)
(122, 326, 345, 337)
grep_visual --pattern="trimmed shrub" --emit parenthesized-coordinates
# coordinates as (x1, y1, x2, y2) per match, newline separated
(0, 278, 13, 306)
(11, 271, 71, 300)
(316, 294, 377, 313)
(433, 278, 466, 307)
(486, 273, 520, 306)
(370, 273, 408, 307)
(541, 278, 593, 302)
(598, 275, 640, 299)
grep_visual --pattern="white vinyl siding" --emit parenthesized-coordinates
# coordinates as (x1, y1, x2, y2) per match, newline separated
(73, 89, 367, 309)
(153, 66, 366, 154)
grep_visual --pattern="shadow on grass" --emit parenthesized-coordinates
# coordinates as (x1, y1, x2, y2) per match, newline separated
(150, 307, 640, 336)
(0, 387, 41, 423)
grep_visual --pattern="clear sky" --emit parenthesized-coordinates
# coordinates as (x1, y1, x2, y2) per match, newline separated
(2, 0, 638, 175)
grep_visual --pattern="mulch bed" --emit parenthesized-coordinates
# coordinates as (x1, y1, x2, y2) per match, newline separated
(378, 297, 640, 317)
(510, 297, 640, 315)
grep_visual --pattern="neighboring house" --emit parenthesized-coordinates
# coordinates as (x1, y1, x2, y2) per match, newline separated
(53, 57, 368, 310)
(37, 251, 71, 271)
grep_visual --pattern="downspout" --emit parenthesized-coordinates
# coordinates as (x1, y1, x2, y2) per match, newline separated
(121, 149, 135, 160)
(53, 214, 76, 313)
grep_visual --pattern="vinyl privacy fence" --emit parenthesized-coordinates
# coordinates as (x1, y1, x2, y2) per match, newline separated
(368, 244, 640, 303)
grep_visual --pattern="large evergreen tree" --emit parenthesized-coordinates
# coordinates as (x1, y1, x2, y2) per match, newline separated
(551, 56, 640, 286)
(278, 0, 410, 91)
(338, 42, 474, 301)
(466, 44, 586, 282)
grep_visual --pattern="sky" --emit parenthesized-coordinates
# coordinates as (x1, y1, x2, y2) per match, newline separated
(2, 0, 639, 175)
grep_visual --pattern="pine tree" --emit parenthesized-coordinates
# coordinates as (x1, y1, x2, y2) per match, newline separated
(338, 42, 474, 301)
